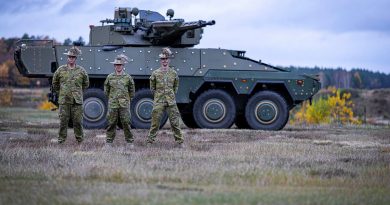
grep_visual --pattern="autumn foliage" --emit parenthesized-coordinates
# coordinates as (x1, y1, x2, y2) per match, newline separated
(0, 88, 13, 106)
(37, 93, 57, 111)
(291, 87, 360, 125)
(38, 101, 57, 111)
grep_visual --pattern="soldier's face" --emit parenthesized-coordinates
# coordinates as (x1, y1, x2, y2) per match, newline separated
(67, 56, 76, 64)
(115, 64, 123, 72)
(160, 58, 169, 67)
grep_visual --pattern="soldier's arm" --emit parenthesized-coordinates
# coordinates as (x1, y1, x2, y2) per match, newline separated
(128, 76, 135, 99)
(82, 69, 90, 90)
(52, 68, 60, 93)
(173, 72, 179, 94)
(104, 76, 110, 97)
(149, 73, 156, 93)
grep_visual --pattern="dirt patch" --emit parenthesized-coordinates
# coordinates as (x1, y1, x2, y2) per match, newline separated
(312, 140, 333, 145)
(156, 184, 204, 192)
(308, 168, 357, 178)
(336, 141, 382, 148)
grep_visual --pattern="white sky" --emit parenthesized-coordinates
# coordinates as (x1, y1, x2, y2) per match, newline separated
(1, 0, 389, 73)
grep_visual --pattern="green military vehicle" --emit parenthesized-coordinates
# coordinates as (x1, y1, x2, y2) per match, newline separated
(14, 7, 321, 130)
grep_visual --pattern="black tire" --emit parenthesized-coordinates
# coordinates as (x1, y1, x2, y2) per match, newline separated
(245, 91, 289, 130)
(82, 88, 108, 129)
(181, 113, 199, 128)
(193, 89, 236, 129)
(130, 89, 168, 129)
(235, 114, 250, 129)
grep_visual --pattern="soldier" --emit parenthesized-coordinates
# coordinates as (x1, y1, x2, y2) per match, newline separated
(104, 54, 135, 147)
(147, 48, 184, 147)
(52, 47, 89, 144)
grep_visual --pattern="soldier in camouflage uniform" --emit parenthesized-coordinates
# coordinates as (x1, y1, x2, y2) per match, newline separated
(104, 54, 135, 145)
(52, 47, 89, 143)
(147, 48, 184, 146)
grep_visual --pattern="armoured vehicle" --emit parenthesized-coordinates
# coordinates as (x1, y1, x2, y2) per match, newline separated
(14, 7, 321, 130)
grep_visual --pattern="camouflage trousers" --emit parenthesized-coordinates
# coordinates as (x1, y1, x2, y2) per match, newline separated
(147, 102, 183, 143)
(58, 104, 84, 143)
(106, 107, 134, 143)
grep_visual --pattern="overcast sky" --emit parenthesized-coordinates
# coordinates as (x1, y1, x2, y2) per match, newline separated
(1, 0, 389, 73)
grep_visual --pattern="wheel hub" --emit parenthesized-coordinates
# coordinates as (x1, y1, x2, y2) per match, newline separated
(203, 99, 226, 123)
(254, 100, 278, 124)
(135, 98, 154, 122)
(83, 97, 105, 122)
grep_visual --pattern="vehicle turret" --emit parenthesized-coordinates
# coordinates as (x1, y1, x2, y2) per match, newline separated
(89, 7, 215, 47)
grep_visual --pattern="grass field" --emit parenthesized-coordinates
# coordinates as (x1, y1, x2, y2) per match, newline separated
(0, 107, 389, 205)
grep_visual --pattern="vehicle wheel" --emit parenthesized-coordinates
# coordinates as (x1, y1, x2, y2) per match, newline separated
(235, 114, 250, 129)
(181, 113, 199, 128)
(193, 89, 236, 128)
(82, 88, 108, 129)
(130, 89, 168, 129)
(245, 91, 289, 130)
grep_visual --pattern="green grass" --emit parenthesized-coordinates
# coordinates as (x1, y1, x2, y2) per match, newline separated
(0, 107, 58, 123)
(0, 107, 390, 205)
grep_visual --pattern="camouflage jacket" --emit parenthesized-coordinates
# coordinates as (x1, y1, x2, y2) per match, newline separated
(104, 72, 135, 108)
(150, 67, 179, 105)
(52, 64, 89, 105)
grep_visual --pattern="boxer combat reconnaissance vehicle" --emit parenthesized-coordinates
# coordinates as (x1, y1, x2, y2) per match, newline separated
(14, 7, 321, 130)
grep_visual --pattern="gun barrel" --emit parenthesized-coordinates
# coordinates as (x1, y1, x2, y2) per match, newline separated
(180, 20, 216, 30)
(204, 20, 216, 26)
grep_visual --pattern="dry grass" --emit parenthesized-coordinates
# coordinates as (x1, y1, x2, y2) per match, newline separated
(0, 107, 390, 205)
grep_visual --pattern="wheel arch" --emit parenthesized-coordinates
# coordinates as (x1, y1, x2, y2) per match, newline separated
(249, 81, 294, 110)
(190, 81, 239, 104)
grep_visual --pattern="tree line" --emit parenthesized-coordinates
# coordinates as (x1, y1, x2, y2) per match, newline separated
(0, 34, 389, 89)
(286, 66, 390, 89)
